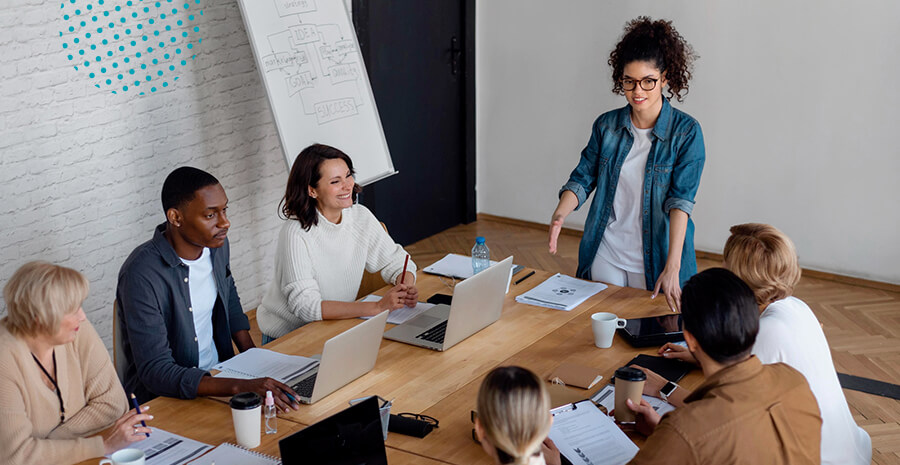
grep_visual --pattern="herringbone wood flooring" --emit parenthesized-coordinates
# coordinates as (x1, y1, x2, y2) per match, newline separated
(403, 216, 900, 464)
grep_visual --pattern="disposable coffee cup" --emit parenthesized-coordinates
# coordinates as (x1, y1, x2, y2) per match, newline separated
(591, 312, 627, 348)
(99, 448, 145, 465)
(613, 366, 646, 424)
(230, 392, 262, 448)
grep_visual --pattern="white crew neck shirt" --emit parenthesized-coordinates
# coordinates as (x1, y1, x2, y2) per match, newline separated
(752, 296, 871, 465)
(180, 247, 219, 371)
(595, 121, 652, 274)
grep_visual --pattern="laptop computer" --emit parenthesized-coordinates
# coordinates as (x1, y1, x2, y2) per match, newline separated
(287, 310, 389, 404)
(279, 396, 387, 465)
(383, 256, 513, 351)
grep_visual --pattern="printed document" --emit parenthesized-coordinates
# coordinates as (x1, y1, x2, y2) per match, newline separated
(126, 427, 212, 465)
(515, 274, 608, 311)
(212, 348, 318, 383)
(359, 295, 435, 324)
(549, 400, 638, 465)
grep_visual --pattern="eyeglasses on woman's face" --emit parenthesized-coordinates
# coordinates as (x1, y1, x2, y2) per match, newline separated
(620, 77, 659, 92)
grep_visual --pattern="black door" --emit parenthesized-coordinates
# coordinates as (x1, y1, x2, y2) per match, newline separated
(353, 0, 475, 245)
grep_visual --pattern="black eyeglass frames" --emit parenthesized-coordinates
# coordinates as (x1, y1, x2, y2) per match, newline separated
(620, 77, 659, 91)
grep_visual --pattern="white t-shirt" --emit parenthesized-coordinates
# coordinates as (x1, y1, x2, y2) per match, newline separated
(752, 296, 871, 465)
(180, 247, 220, 371)
(595, 122, 652, 273)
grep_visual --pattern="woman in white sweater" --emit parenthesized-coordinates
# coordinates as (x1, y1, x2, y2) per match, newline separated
(257, 144, 418, 341)
(657, 223, 871, 465)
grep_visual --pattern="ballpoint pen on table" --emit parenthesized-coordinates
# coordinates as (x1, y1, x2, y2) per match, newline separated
(514, 270, 535, 285)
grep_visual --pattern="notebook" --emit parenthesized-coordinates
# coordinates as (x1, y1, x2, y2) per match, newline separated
(187, 443, 280, 465)
(212, 348, 318, 384)
(515, 274, 608, 311)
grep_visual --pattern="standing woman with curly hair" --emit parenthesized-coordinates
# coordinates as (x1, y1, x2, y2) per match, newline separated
(548, 17, 704, 311)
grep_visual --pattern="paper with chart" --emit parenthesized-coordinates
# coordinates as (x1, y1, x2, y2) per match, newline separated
(590, 384, 676, 417)
(212, 348, 318, 383)
(236, 0, 395, 185)
(515, 274, 608, 311)
(126, 428, 212, 465)
(359, 294, 435, 325)
(548, 401, 638, 465)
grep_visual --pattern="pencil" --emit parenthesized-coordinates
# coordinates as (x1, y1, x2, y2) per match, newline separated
(129, 393, 150, 438)
(514, 270, 535, 285)
(400, 254, 409, 284)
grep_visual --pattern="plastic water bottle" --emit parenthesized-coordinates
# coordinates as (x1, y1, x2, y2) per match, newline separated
(472, 236, 490, 275)
(264, 391, 277, 434)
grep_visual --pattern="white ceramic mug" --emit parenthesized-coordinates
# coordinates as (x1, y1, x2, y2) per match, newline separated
(99, 448, 145, 465)
(591, 312, 627, 348)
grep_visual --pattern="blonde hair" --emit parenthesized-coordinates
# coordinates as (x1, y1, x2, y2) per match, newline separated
(3, 261, 89, 338)
(723, 223, 801, 306)
(476, 366, 551, 465)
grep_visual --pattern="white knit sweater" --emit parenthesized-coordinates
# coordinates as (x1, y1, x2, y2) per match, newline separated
(257, 204, 417, 338)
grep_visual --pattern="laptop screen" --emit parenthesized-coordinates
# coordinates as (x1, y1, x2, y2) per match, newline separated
(279, 397, 387, 465)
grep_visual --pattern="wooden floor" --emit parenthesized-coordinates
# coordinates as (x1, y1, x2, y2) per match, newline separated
(403, 216, 900, 465)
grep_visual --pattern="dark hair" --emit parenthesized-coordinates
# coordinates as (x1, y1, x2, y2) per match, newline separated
(281, 144, 361, 230)
(608, 16, 697, 102)
(680, 268, 760, 364)
(161, 166, 220, 212)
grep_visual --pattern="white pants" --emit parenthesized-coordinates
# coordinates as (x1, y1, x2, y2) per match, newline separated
(590, 254, 645, 289)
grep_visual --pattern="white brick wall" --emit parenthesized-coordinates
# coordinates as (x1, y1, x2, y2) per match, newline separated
(0, 0, 290, 351)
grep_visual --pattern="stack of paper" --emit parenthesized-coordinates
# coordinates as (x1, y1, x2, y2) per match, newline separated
(590, 384, 676, 417)
(212, 348, 318, 383)
(515, 273, 608, 311)
(359, 294, 435, 324)
(423, 253, 498, 279)
(128, 428, 212, 465)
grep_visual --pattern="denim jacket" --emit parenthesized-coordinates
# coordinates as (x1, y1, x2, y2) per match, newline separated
(560, 98, 705, 289)
(116, 223, 249, 403)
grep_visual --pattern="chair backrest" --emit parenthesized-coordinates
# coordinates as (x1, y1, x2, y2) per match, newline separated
(112, 301, 127, 385)
(356, 222, 390, 299)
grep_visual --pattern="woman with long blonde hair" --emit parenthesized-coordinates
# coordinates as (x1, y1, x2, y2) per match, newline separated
(474, 366, 553, 465)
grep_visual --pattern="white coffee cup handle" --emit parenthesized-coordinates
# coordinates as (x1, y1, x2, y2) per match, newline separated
(616, 318, 627, 328)
(99, 460, 112, 465)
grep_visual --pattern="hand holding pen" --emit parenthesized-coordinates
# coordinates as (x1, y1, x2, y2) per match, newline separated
(100, 396, 153, 454)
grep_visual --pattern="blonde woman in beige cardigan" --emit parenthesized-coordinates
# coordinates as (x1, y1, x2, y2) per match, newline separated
(0, 262, 153, 465)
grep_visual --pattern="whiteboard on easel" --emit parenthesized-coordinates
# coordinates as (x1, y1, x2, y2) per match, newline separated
(236, 0, 395, 186)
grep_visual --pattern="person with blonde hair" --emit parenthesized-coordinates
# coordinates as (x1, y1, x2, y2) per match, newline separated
(657, 223, 871, 464)
(0, 261, 153, 465)
(474, 366, 553, 465)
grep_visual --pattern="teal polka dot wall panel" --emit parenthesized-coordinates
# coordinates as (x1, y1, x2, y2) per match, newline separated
(60, 0, 203, 95)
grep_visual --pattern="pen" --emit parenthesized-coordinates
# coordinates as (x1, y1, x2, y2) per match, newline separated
(514, 270, 535, 285)
(400, 254, 410, 285)
(129, 393, 150, 438)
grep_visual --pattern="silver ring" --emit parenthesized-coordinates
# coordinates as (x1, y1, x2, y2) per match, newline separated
(133, 427, 139, 435)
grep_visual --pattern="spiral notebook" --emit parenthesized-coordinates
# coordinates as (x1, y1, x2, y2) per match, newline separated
(187, 442, 280, 465)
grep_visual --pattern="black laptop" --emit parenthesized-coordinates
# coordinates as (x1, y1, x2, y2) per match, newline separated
(279, 396, 387, 465)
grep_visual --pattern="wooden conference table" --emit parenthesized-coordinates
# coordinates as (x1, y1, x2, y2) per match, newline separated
(79, 268, 704, 465)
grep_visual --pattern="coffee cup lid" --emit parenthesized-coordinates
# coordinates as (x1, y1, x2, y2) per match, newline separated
(615, 366, 647, 382)
(230, 392, 262, 410)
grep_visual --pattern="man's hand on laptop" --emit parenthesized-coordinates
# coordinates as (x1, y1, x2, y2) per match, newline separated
(240, 377, 301, 411)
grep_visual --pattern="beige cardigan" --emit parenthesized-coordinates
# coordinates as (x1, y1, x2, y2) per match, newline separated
(0, 319, 128, 465)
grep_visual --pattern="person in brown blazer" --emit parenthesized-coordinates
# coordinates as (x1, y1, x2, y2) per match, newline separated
(625, 268, 822, 464)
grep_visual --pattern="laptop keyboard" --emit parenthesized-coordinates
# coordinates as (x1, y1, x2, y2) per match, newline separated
(415, 320, 448, 344)
(292, 372, 318, 398)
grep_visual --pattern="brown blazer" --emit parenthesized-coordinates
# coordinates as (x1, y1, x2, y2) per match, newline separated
(629, 356, 822, 465)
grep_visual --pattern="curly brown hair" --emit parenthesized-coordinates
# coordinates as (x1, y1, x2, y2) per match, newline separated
(608, 17, 697, 102)
(280, 144, 361, 231)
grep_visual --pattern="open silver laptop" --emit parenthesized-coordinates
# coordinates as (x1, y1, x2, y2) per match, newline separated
(288, 310, 388, 404)
(384, 256, 513, 351)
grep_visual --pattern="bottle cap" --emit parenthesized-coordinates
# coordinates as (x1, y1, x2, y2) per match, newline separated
(265, 391, 274, 406)
(476, 236, 485, 244)
(614, 366, 647, 382)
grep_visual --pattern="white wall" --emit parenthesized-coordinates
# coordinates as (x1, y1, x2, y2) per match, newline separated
(0, 0, 288, 350)
(476, 0, 900, 284)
